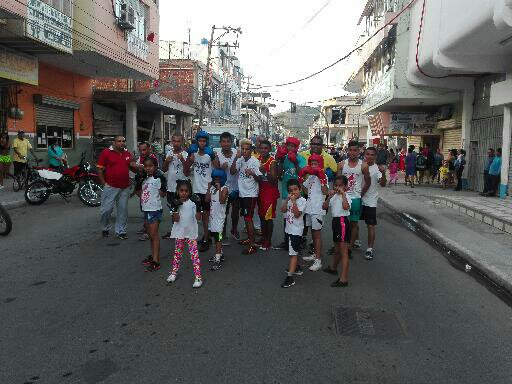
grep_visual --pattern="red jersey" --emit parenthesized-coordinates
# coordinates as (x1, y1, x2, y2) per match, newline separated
(97, 147, 134, 189)
(258, 155, 279, 200)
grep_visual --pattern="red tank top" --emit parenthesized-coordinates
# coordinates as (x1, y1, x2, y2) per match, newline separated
(258, 155, 279, 199)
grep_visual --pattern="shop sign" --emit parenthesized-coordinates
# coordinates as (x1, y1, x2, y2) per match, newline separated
(26, 0, 73, 53)
(361, 70, 393, 114)
(389, 112, 437, 136)
(0, 46, 38, 85)
(127, 33, 149, 61)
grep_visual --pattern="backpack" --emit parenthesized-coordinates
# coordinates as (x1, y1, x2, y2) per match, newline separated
(416, 154, 427, 170)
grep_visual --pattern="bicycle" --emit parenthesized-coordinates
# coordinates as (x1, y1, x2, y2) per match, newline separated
(12, 158, 42, 192)
(0, 202, 12, 236)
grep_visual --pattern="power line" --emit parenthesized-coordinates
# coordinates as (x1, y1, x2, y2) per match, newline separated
(244, 0, 418, 89)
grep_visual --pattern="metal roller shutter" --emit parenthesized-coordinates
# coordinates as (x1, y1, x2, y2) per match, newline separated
(442, 128, 461, 158)
(407, 136, 422, 150)
(36, 104, 74, 128)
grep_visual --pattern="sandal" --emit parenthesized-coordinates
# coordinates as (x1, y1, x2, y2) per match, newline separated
(242, 246, 258, 255)
(239, 238, 251, 245)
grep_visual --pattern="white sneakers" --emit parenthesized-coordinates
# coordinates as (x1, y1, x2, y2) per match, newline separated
(353, 239, 362, 249)
(302, 254, 316, 262)
(309, 259, 322, 271)
(166, 273, 203, 288)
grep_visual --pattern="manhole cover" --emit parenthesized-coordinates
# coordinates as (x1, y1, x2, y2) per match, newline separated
(332, 306, 406, 338)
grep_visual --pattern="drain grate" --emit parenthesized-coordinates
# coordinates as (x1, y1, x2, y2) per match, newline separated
(332, 306, 406, 338)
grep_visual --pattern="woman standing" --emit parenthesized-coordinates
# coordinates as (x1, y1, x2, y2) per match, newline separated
(399, 147, 406, 172)
(47, 139, 66, 172)
(0, 133, 11, 190)
(405, 147, 417, 188)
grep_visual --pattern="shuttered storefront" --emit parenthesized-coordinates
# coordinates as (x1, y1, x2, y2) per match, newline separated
(442, 128, 462, 158)
(35, 104, 74, 149)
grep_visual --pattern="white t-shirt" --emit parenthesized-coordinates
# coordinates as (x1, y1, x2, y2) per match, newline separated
(140, 174, 165, 212)
(192, 153, 212, 194)
(170, 199, 198, 239)
(329, 193, 352, 217)
(216, 150, 239, 192)
(342, 159, 363, 199)
(208, 185, 229, 233)
(166, 150, 188, 193)
(285, 197, 307, 236)
(362, 164, 382, 208)
(303, 175, 326, 215)
(236, 156, 262, 198)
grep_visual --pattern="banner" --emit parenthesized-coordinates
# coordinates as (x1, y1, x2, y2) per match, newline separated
(388, 112, 437, 136)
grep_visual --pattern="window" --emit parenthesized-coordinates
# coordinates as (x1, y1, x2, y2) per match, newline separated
(36, 126, 74, 149)
(42, 0, 72, 17)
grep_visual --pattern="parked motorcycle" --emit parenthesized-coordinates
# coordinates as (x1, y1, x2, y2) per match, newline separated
(24, 152, 103, 207)
(0, 202, 12, 236)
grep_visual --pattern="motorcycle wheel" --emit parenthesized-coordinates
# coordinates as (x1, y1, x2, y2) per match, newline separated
(78, 179, 103, 207)
(25, 180, 51, 205)
(0, 204, 12, 236)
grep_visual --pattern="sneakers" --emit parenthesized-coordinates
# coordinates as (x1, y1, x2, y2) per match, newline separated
(281, 276, 295, 288)
(323, 266, 338, 275)
(193, 277, 203, 288)
(330, 279, 349, 287)
(285, 265, 304, 276)
(302, 254, 316, 262)
(208, 254, 225, 263)
(145, 261, 160, 272)
(309, 259, 322, 272)
(141, 255, 153, 266)
(136, 227, 146, 235)
(353, 240, 362, 249)
(116, 233, 128, 240)
(365, 248, 374, 260)
(102, 230, 109, 238)
(211, 260, 222, 271)
(138, 233, 150, 241)
(166, 273, 177, 284)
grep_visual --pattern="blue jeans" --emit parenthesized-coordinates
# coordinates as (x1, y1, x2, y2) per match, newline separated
(100, 184, 130, 235)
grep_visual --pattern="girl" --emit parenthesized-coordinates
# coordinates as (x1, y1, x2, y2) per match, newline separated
(138, 157, 167, 272)
(388, 157, 399, 186)
(322, 175, 352, 287)
(0, 133, 11, 190)
(166, 180, 203, 288)
(206, 169, 229, 271)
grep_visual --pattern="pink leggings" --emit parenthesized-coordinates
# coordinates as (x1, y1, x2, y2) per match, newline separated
(389, 173, 399, 183)
(172, 238, 202, 278)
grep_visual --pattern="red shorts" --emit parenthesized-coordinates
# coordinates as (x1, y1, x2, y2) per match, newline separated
(258, 195, 278, 220)
(240, 197, 257, 220)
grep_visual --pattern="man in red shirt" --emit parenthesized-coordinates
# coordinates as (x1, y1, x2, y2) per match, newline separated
(97, 136, 139, 239)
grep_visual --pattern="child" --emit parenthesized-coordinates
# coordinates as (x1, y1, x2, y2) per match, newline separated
(166, 180, 203, 288)
(323, 175, 352, 287)
(206, 169, 229, 270)
(185, 131, 215, 252)
(439, 160, 449, 189)
(388, 157, 399, 186)
(138, 157, 167, 272)
(281, 179, 307, 288)
(299, 154, 328, 272)
(231, 139, 262, 255)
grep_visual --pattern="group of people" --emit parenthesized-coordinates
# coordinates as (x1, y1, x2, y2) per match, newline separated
(96, 132, 387, 289)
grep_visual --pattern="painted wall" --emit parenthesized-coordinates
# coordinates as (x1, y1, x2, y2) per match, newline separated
(0, 0, 27, 18)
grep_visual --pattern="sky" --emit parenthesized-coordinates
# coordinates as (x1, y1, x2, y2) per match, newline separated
(159, 0, 364, 112)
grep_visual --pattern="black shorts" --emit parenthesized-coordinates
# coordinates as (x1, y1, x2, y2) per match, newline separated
(360, 205, 377, 226)
(210, 232, 223, 243)
(332, 216, 352, 244)
(240, 197, 257, 220)
(195, 193, 210, 212)
(288, 234, 302, 256)
(13, 161, 26, 176)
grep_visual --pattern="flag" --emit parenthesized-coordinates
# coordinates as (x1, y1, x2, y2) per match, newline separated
(368, 113, 385, 136)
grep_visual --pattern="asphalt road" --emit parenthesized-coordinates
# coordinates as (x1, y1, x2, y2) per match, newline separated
(1, 196, 512, 384)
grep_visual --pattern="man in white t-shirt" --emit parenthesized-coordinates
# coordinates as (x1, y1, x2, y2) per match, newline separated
(185, 131, 215, 251)
(360, 147, 387, 260)
(231, 138, 262, 254)
(162, 134, 188, 239)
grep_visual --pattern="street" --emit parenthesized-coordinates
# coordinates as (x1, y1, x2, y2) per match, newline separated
(1, 197, 512, 384)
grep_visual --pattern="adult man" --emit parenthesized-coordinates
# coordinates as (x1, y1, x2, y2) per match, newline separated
(485, 148, 502, 197)
(454, 149, 466, 191)
(161, 134, 188, 239)
(274, 137, 306, 250)
(376, 143, 389, 167)
(300, 135, 338, 179)
(213, 132, 241, 243)
(337, 141, 371, 254)
(97, 136, 139, 239)
(361, 147, 387, 260)
(481, 148, 495, 195)
(12, 130, 38, 178)
(251, 135, 265, 234)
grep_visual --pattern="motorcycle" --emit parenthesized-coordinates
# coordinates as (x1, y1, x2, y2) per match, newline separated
(0, 202, 12, 236)
(24, 152, 103, 207)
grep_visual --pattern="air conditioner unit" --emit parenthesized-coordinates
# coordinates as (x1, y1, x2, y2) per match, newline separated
(117, 3, 136, 30)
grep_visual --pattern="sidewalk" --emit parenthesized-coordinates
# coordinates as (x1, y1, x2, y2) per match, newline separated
(379, 179, 512, 294)
(0, 183, 27, 210)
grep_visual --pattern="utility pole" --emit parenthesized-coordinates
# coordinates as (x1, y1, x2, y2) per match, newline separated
(245, 75, 250, 138)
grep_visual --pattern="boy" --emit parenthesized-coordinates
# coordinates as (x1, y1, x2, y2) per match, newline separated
(184, 131, 215, 252)
(213, 132, 240, 243)
(300, 154, 328, 271)
(231, 139, 262, 254)
(206, 169, 229, 270)
(257, 140, 280, 251)
(162, 134, 188, 239)
(281, 179, 307, 288)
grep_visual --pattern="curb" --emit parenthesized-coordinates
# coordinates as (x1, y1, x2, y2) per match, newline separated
(379, 197, 512, 297)
(1, 200, 26, 210)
